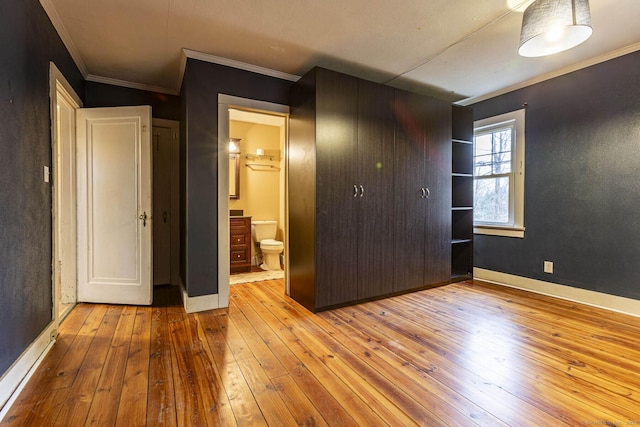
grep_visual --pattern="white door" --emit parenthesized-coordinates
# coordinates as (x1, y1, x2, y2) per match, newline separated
(76, 106, 153, 305)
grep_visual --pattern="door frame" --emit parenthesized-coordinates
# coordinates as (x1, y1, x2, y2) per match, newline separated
(49, 62, 82, 326)
(217, 94, 290, 305)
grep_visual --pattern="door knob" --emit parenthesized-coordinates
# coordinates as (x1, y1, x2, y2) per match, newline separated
(139, 212, 148, 227)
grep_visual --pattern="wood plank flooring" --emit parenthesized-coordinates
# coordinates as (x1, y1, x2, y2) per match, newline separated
(3, 280, 640, 426)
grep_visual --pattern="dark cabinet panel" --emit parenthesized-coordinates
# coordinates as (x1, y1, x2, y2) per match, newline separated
(229, 216, 252, 273)
(357, 80, 395, 299)
(393, 89, 428, 292)
(289, 70, 319, 311)
(393, 90, 451, 292)
(424, 96, 452, 285)
(314, 68, 359, 308)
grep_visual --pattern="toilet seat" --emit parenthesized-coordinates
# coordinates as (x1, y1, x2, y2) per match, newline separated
(260, 239, 283, 250)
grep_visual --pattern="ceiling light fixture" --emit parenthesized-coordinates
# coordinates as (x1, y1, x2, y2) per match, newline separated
(518, 0, 593, 57)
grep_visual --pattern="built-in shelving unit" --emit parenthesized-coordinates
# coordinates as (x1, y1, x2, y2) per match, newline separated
(451, 106, 474, 282)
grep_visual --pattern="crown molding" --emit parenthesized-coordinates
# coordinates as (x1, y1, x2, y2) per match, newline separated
(40, 0, 88, 77)
(183, 48, 301, 82)
(86, 75, 179, 96)
(459, 41, 640, 106)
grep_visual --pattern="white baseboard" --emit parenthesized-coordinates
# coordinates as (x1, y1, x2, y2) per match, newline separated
(474, 268, 640, 318)
(178, 280, 221, 313)
(0, 322, 56, 420)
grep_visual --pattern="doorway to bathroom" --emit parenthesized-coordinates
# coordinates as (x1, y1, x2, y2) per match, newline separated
(224, 103, 289, 293)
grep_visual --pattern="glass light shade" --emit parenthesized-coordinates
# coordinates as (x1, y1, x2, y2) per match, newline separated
(229, 138, 241, 153)
(518, 0, 592, 57)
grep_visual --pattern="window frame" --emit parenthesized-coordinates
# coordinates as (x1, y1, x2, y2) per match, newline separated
(473, 109, 525, 238)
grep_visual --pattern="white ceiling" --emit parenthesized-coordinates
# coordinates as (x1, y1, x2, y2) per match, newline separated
(41, 0, 640, 103)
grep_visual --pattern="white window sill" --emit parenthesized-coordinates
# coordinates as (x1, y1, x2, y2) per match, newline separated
(474, 225, 525, 238)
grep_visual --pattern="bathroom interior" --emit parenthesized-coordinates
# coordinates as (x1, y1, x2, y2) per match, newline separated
(228, 108, 287, 281)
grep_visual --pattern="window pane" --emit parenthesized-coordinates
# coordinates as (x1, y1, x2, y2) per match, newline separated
(474, 126, 513, 176)
(474, 176, 510, 224)
(492, 129, 512, 174)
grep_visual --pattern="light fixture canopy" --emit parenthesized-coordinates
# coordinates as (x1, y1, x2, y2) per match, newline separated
(518, 0, 593, 57)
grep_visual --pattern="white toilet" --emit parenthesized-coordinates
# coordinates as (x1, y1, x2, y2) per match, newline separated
(251, 220, 284, 271)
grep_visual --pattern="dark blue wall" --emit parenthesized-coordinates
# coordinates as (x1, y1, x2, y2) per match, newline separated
(182, 59, 292, 296)
(0, 0, 83, 376)
(471, 50, 640, 300)
(85, 81, 180, 121)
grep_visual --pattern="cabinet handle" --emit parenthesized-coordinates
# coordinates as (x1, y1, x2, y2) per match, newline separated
(425, 187, 430, 199)
(359, 185, 365, 198)
(420, 188, 426, 199)
(353, 184, 358, 198)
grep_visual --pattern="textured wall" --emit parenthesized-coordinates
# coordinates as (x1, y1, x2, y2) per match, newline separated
(85, 81, 180, 121)
(471, 50, 640, 300)
(181, 59, 292, 297)
(0, 0, 83, 375)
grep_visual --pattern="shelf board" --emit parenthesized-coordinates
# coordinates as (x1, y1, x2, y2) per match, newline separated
(452, 206, 473, 211)
(452, 139, 473, 145)
(452, 173, 473, 177)
(452, 239, 472, 244)
(245, 154, 280, 161)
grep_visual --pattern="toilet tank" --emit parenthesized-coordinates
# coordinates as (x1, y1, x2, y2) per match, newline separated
(251, 220, 277, 242)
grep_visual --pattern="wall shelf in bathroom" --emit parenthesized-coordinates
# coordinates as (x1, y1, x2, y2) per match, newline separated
(245, 152, 280, 161)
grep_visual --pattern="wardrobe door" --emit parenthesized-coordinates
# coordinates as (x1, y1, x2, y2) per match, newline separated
(357, 80, 395, 299)
(315, 68, 359, 308)
(393, 89, 428, 292)
(423, 97, 452, 285)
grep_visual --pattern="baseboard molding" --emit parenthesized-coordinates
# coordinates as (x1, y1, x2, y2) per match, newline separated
(474, 268, 640, 318)
(0, 322, 56, 419)
(178, 280, 221, 314)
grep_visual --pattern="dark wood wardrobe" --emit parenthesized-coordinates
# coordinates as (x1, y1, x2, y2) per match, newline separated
(289, 66, 467, 312)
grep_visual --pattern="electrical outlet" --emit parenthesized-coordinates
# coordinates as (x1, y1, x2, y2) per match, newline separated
(543, 260, 554, 274)
(44, 166, 50, 183)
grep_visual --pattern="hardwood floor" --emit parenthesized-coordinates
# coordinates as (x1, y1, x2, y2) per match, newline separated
(3, 280, 640, 426)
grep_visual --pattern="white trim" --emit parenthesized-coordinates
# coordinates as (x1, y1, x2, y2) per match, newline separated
(178, 280, 219, 314)
(0, 322, 56, 418)
(217, 94, 290, 308)
(86, 74, 179, 96)
(459, 41, 640, 105)
(184, 49, 301, 82)
(473, 109, 525, 238)
(49, 62, 80, 327)
(50, 62, 83, 108)
(177, 50, 188, 94)
(218, 102, 231, 310)
(474, 226, 525, 238)
(474, 268, 640, 318)
(39, 0, 88, 78)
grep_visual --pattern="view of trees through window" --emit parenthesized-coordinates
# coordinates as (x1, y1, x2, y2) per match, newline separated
(474, 126, 513, 224)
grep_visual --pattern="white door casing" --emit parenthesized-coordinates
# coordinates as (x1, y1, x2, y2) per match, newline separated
(76, 106, 153, 305)
(50, 62, 82, 324)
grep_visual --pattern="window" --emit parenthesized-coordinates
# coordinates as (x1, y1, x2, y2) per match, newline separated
(473, 109, 525, 238)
